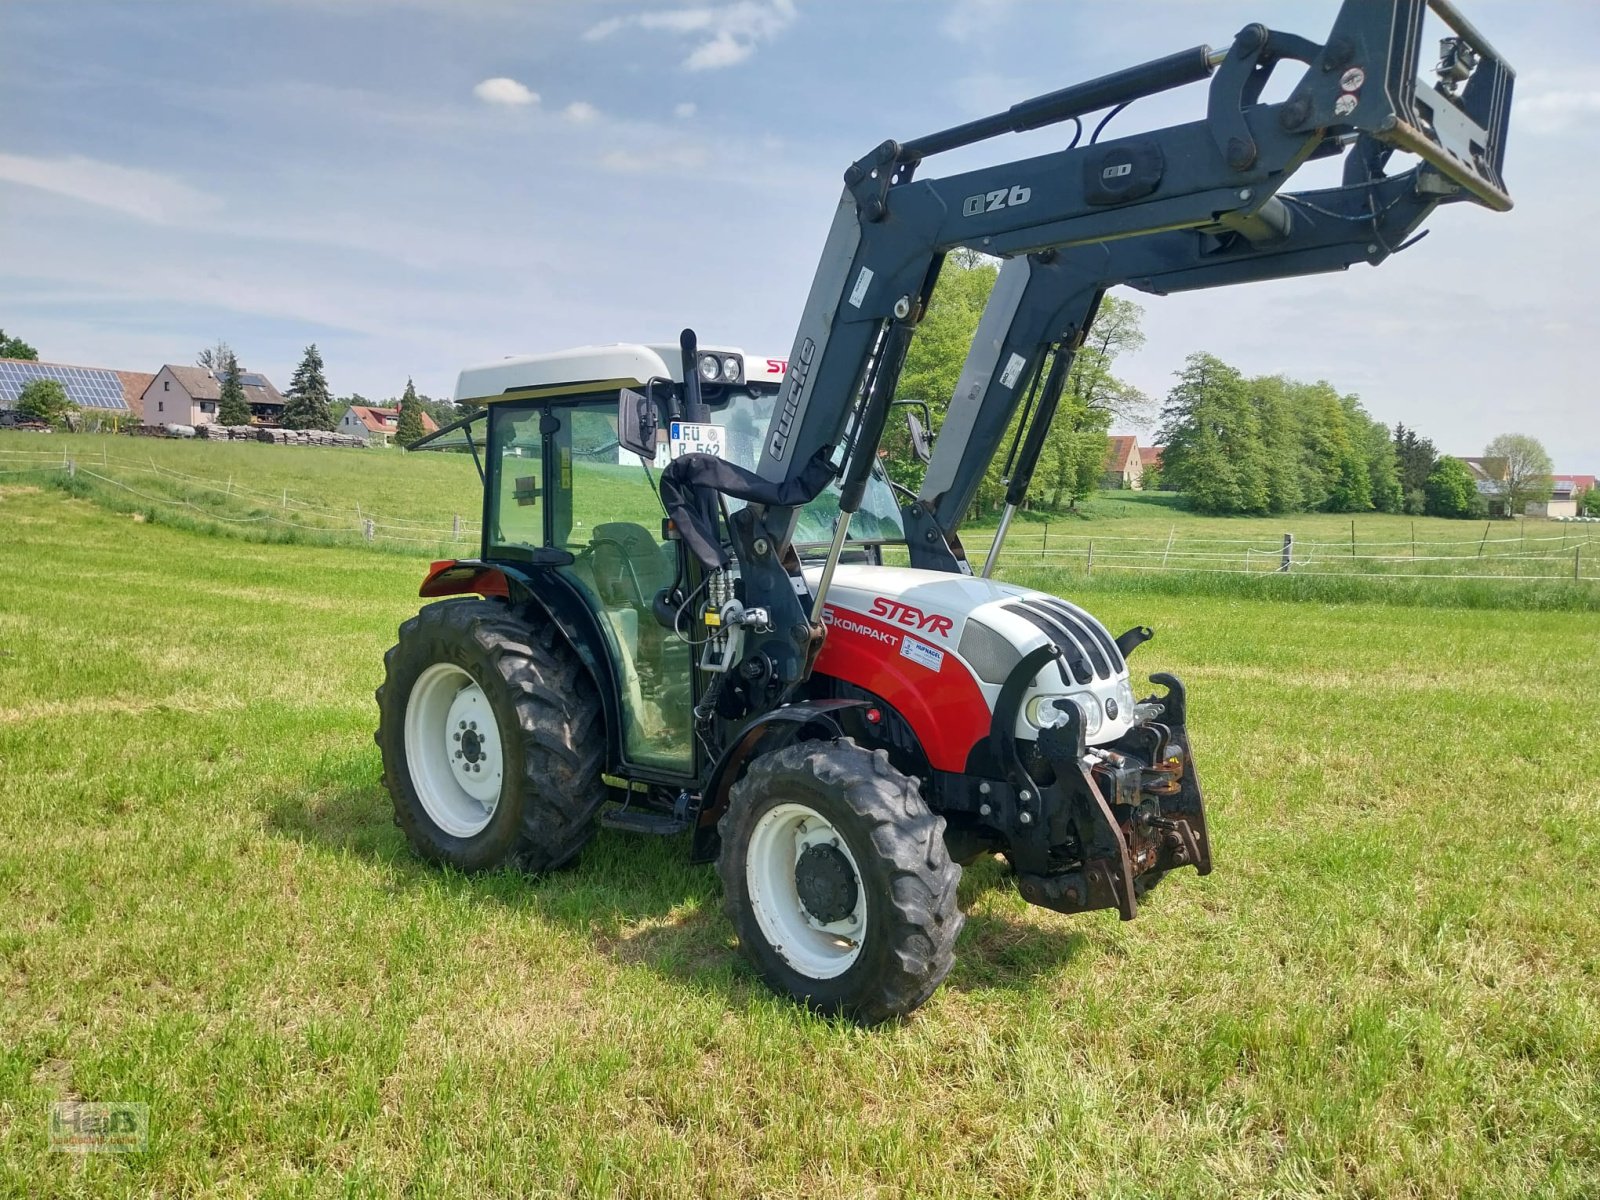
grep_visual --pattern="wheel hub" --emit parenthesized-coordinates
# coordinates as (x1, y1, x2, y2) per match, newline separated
(404, 662, 504, 839)
(795, 843, 858, 924)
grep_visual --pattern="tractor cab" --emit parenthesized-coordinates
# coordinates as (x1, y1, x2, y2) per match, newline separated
(422, 343, 906, 779)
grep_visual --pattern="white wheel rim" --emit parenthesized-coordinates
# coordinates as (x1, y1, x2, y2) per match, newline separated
(404, 662, 505, 839)
(745, 802, 866, 979)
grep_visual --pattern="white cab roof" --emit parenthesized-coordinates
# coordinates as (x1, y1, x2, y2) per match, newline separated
(455, 342, 787, 404)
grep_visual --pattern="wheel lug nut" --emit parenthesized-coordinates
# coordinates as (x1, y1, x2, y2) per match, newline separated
(458, 721, 466, 730)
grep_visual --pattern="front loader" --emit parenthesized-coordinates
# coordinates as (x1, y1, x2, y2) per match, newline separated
(376, 0, 1513, 1022)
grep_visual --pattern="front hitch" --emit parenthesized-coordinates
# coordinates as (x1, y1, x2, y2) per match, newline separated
(989, 657, 1210, 920)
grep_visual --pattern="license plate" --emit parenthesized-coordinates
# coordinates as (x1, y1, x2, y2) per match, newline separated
(668, 421, 725, 460)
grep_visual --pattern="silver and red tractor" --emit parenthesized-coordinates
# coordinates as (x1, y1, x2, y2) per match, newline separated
(376, 0, 1511, 1021)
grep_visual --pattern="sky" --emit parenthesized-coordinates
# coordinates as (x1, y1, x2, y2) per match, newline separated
(2, 0, 1596, 470)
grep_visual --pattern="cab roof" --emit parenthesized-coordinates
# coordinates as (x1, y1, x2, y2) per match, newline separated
(454, 342, 786, 405)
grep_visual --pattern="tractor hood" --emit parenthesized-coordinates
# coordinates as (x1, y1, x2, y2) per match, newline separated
(802, 564, 1139, 756)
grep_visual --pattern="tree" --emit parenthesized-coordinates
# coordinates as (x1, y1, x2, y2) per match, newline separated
(1392, 422, 1437, 513)
(15, 378, 74, 425)
(282, 343, 334, 429)
(1247, 375, 1305, 514)
(197, 341, 235, 372)
(1423, 455, 1478, 518)
(885, 255, 999, 491)
(1158, 352, 1269, 514)
(1355, 402, 1402, 514)
(216, 356, 252, 425)
(1484, 433, 1553, 517)
(0, 328, 38, 360)
(1032, 294, 1147, 511)
(1582, 487, 1600, 517)
(395, 378, 426, 447)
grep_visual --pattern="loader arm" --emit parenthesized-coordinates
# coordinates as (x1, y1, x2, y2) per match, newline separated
(907, 162, 1448, 572)
(661, 0, 1512, 692)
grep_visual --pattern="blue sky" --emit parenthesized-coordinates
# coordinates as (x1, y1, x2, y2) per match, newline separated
(3, 0, 1597, 469)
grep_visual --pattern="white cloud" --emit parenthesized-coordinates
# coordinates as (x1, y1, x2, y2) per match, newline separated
(563, 100, 600, 123)
(583, 0, 795, 70)
(674, 102, 697, 119)
(1517, 89, 1600, 135)
(0, 153, 221, 225)
(472, 77, 538, 107)
(599, 145, 711, 174)
(941, 0, 1013, 42)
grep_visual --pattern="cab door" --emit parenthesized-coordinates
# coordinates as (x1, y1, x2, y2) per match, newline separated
(544, 400, 694, 774)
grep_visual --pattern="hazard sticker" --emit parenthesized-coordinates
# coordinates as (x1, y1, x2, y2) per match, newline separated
(900, 636, 944, 672)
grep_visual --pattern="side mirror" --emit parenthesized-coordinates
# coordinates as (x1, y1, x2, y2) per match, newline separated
(906, 411, 932, 465)
(618, 387, 658, 461)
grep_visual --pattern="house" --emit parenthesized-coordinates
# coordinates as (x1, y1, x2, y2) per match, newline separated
(1139, 445, 1163, 486)
(1529, 474, 1596, 519)
(1101, 435, 1143, 489)
(339, 404, 439, 446)
(1459, 456, 1509, 516)
(140, 364, 287, 428)
(0, 357, 148, 417)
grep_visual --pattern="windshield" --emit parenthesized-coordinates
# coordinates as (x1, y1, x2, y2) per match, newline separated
(704, 385, 905, 546)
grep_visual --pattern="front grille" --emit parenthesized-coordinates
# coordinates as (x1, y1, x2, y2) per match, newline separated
(1001, 597, 1123, 684)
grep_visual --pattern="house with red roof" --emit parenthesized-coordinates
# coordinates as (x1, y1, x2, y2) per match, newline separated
(1101, 435, 1144, 489)
(338, 404, 439, 447)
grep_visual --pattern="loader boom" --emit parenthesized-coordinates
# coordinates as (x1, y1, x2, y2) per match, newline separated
(907, 162, 1451, 572)
(660, 0, 1513, 693)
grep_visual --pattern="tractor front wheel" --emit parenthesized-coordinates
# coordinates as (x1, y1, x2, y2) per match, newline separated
(717, 739, 964, 1024)
(376, 599, 605, 873)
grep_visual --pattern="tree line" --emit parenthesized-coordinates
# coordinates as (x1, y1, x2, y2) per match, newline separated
(1157, 352, 1563, 519)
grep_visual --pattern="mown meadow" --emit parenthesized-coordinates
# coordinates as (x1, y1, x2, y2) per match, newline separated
(1, 471, 1596, 1197)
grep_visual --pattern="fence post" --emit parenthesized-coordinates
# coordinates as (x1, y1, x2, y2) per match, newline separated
(1086, 540, 1093, 576)
(1477, 522, 1491, 557)
(453, 512, 462, 539)
(1162, 524, 1175, 567)
(1281, 533, 1292, 573)
(363, 518, 374, 544)
(66, 457, 75, 479)
(1350, 519, 1356, 557)
(1411, 521, 1416, 560)
(1042, 523, 1048, 557)
(1577, 546, 1582, 582)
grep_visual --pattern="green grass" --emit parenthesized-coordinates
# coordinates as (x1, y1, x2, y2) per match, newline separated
(2, 483, 1597, 1197)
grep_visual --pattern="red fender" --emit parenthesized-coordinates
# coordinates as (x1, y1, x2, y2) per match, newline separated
(419, 559, 511, 599)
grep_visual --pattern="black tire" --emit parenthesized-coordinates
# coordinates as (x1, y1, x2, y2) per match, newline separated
(375, 599, 606, 873)
(717, 739, 964, 1025)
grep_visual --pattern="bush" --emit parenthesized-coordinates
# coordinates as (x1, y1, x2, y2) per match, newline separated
(16, 378, 76, 426)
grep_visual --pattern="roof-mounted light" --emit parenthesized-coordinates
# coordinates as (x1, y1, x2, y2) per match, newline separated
(697, 352, 743, 385)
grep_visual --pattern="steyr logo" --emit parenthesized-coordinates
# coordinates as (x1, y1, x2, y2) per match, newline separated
(962, 184, 1031, 218)
(870, 597, 954, 639)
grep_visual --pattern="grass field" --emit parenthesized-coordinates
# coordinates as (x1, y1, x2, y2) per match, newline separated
(2, 481, 1597, 1197)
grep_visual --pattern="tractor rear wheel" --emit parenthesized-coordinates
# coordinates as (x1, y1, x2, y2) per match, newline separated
(717, 739, 964, 1024)
(376, 599, 605, 873)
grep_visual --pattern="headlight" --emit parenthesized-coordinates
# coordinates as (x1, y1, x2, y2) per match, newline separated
(698, 355, 721, 382)
(721, 355, 742, 382)
(1025, 694, 1102, 738)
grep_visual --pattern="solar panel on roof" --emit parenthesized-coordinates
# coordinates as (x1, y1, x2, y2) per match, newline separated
(0, 360, 128, 411)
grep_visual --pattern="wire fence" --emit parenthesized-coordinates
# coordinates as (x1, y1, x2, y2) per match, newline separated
(974, 521, 1600, 584)
(0, 447, 480, 552)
